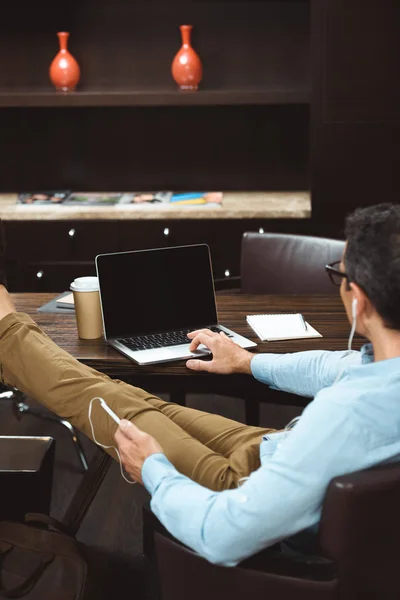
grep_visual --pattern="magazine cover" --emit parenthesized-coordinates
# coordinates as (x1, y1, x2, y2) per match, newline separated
(63, 192, 123, 206)
(18, 191, 71, 205)
(122, 192, 223, 206)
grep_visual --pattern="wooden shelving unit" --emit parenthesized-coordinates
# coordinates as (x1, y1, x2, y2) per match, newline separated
(0, 0, 395, 290)
(0, 0, 316, 292)
(0, 0, 311, 191)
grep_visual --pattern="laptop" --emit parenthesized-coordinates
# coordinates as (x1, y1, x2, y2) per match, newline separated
(95, 244, 257, 365)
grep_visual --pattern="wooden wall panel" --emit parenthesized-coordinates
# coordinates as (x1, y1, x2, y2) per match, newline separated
(323, 0, 399, 123)
(0, 105, 309, 192)
(310, 0, 400, 237)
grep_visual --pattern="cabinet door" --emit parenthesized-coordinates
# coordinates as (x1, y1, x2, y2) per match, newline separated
(5, 221, 123, 261)
(121, 220, 244, 279)
(7, 261, 96, 293)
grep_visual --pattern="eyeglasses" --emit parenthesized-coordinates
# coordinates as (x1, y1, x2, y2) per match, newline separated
(325, 260, 349, 287)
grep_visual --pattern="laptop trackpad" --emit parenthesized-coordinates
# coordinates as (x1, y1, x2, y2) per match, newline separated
(165, 344, 210, 359)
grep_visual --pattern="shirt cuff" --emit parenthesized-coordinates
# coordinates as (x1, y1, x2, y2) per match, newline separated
(141, 453, 178, 496)
(250, 353, 280, 386)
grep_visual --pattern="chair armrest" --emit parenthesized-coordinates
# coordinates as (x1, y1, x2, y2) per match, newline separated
(239, 545, 336, 581)
(143, 508, 336, 582)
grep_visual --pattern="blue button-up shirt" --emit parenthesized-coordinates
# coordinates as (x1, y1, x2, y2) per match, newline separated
(142, 346, 400, 566)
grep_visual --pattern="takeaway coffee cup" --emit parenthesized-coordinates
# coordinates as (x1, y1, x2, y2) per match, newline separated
(70, 276, 103, 339)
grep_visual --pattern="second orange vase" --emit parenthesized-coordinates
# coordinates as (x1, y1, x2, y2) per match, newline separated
(171, 25, 203, 91)
(49, 32, 80, 92)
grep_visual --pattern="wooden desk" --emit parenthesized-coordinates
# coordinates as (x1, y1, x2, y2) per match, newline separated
(12, 293, 361, 424)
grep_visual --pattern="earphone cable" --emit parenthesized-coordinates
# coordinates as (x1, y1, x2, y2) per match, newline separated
(88, 397, 136, 485)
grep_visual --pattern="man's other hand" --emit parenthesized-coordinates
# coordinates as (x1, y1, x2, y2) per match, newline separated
(114, 420, 163, 485)
(186, 329, 253, 375)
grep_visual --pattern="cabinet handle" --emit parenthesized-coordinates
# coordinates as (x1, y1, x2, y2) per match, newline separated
(36, 270, 44, 279)
(68, 228, 76, 238)
(163, 228, 170, 236)
(224, 269, 230, 277)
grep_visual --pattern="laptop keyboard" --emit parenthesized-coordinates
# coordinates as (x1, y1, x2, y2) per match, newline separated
(117, 326, 233, 352)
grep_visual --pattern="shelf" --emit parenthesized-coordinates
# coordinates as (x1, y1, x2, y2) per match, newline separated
(0, 88, 310, 108)
(0, 192, 311, 221)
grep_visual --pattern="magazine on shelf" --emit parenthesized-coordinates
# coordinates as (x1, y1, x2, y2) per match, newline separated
(125, 191, 223, 206)
(17, 191, 71, 205)
(63, 192, 124, 205)
(17, 191, 223, 207)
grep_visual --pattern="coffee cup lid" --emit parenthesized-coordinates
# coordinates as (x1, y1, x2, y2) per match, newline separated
(70, 276, 99, 292)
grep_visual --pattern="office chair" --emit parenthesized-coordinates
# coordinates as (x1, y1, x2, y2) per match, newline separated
(240, 232, 345, 294)
(214, 232, 346, 424)
(0, 221, 88, 471)
(143, 460, 400, 600)
(0, 385, 88, 470)
(216, 232, 345, 294)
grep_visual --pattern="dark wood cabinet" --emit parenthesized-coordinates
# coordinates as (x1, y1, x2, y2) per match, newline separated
(4, 217, 311, 292)
(1, 0, 398, 290)
(0, 1, 310, 193)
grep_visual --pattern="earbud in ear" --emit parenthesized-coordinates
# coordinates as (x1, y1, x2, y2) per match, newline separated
(352, 298, 358, 319)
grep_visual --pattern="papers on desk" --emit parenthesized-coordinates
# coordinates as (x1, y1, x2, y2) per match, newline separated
(246, 313, 322, 341)
(55, 293, 74, 309)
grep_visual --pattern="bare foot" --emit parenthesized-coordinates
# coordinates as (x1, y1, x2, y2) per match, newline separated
(0, 285, 16, 321)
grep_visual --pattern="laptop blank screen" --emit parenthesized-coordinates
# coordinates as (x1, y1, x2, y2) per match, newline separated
(96, 244, 218, 339)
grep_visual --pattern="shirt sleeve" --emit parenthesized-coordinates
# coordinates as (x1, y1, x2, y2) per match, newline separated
(250, 349, 361, 398)
(142, 390, 367, 566)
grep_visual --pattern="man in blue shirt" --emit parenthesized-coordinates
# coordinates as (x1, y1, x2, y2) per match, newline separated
(0, 203, 399, 565)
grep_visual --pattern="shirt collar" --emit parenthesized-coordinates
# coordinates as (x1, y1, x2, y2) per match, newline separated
(360, 343, 374, 364)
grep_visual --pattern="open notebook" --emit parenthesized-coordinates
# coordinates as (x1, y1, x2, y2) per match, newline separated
(246, 313, 322, 341)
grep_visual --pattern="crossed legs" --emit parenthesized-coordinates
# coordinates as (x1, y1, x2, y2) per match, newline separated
(0, 287, 274, 491)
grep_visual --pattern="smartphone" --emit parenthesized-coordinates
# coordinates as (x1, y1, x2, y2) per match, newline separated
(99, 398, 121, 425)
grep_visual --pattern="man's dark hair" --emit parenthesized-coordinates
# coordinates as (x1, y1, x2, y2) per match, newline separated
(344, 203, 400, 330)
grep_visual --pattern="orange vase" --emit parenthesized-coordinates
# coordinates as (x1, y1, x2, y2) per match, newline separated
(171, 25, 203, 91)
(49, 32, 80, 92)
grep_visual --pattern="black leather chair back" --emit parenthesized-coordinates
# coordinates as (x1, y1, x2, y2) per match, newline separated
(319, 461, 400, 600)
(241, 233, 345, 294)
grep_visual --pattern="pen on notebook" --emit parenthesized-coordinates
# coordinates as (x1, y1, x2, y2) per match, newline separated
(299, 314, 308, 331)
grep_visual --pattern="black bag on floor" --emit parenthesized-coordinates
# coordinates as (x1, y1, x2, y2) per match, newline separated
(0, 452, 112, 599)
(0, 514, 86, 599)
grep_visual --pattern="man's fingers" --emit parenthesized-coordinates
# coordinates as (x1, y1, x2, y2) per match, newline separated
(186, 358, 213, 372)
(187, 328, 218, 340)
(117, 419, 140, 440)
(114, 428, 125, 446)
(188, 332, 216, 351)
(114, 428, 133, 449)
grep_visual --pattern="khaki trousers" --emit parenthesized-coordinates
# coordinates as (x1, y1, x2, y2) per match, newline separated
(0, 313, 275, 491)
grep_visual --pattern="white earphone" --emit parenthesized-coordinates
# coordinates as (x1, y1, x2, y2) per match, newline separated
(352, 297, 358, 319)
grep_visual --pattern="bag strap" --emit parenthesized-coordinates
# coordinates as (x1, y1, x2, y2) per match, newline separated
(62, 450, 112, 536)
(24, 514, 72, 536)
(0, 544, 54, 598)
